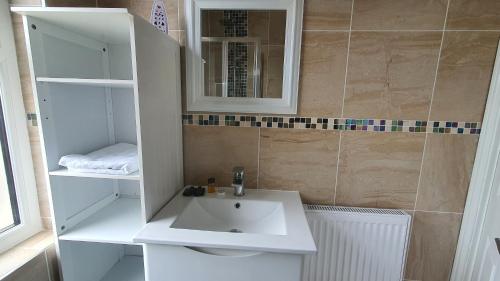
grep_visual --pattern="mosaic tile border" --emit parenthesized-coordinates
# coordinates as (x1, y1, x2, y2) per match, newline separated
(182, 114, 482, 135)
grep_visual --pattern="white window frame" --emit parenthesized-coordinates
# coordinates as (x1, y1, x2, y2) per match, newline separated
(0, 1, 42, 253)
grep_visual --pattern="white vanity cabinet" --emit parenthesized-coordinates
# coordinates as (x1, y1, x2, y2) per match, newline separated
(11, 7, 183, 281)
(144, 245, 303, 281)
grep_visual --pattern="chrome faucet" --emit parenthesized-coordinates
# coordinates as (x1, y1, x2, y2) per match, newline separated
(232, 166, 245, 196)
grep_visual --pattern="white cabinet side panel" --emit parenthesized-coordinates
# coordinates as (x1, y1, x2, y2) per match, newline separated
(59, 240, 123, 281)
(131, 17, 183, 221)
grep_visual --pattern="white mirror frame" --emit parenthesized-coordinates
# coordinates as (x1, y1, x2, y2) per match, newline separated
(185, 0, 303, 114)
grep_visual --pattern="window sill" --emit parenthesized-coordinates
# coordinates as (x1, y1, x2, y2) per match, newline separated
(0, 231, 55, 279)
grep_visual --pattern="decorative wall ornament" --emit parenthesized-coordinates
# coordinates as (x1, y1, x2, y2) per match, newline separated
(150, 0, 168, 33)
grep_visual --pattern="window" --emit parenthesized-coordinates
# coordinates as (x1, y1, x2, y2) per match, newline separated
(0, 1, 41, 253)
(0, 89, 21, 233)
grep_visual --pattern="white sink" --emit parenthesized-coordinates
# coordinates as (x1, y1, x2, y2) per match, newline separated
(134, 188, 316, 254)
(171, 197, 287, 235)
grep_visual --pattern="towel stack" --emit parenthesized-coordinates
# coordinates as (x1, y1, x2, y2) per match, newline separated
(58, 143, 139, 175)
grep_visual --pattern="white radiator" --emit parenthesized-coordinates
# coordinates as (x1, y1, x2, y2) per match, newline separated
(302, 205, 411, 281)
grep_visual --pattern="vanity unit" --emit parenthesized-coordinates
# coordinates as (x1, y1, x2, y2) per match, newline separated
(12, 7, 183, 281)
(134, 188, 317, 281)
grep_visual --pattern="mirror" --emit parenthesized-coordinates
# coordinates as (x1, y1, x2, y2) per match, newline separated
(185, 0, 303, 114)
(201, 10, 286, 99)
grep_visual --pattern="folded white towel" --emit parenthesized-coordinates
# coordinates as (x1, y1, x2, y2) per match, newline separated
(59, 143, 139, 175)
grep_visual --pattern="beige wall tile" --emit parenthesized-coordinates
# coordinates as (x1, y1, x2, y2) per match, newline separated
(430, 31, 500, 122)
(183, 126, 259, 188)
(351, 0, 448, 30)
(98, 0, 179, 30)
(416, 134, 478, 213)
(168, 30, 185, 45)
(344, 32, 441, 119)
(41, 218, 52, 230)
(259, 129, 339, 204)
(36, 185, 51, 218)
(405, 211, 462, 281)
(336, 132, 425, 209)
(447, 0, 500, 30)
(298, 31, 348, 117)
(303, 0, 352, 31)
(3, 253, 50, 281)
(11, 14, 35, 102)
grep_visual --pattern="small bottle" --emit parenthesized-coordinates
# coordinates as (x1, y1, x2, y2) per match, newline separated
(207, 177, 216, 193)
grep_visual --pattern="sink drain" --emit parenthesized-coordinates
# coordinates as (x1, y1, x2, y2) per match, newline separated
(228, 228, 243, 233)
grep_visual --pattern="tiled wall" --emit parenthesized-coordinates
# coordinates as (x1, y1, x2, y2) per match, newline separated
(14, 0, 500, 281)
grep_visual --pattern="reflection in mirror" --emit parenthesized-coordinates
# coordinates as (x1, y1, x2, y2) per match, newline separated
(201, 10, 286, 99)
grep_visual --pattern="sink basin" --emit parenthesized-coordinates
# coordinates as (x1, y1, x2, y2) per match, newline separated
(134, 188, 316, 254)
(171, 197, 287, 235)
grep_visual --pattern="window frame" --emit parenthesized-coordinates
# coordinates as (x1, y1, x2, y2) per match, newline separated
(0, 1, 42, 254)
(0, 91, 22, 233)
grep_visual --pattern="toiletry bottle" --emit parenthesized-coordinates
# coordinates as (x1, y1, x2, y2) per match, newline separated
(207, 177, 216, 193)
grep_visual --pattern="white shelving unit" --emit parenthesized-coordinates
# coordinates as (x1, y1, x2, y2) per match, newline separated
(12, 7, 184, 281)
(49, 168, 140, 180)
(58, 198, 142, 244)
(36, 77, 135, 88)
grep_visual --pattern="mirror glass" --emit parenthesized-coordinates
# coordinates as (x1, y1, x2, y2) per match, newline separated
(201, 10, 286, 99)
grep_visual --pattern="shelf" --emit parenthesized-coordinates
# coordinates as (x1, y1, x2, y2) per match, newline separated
(49, 168, 140, 181)
(101, 256, 144, 281)
(36, 77, 134, 88)
(59, 198, 143, 244)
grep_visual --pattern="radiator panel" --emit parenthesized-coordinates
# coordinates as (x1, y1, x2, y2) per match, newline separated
(303, 205, 411, 281)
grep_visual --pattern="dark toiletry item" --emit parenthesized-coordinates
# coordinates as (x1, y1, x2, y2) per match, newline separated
(182, 186, 195, 196)
(183, 186, 205, 197)
(193, 186, 205, 197)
